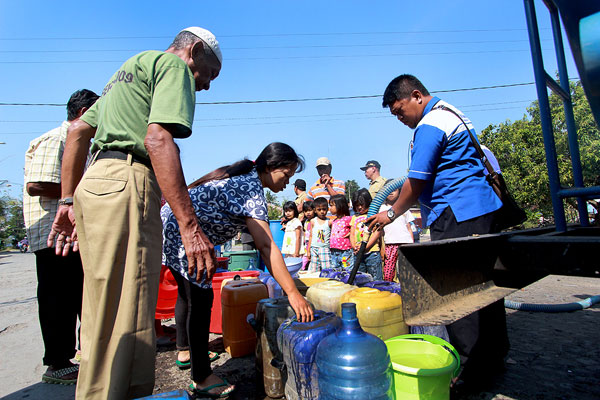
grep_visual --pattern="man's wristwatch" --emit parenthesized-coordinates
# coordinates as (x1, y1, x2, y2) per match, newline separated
(387, 208, 397, 221)
(58, 197, 74, 206)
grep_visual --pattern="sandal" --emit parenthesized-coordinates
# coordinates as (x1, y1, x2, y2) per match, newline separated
(189, 379, 235, 399)
(175, 359, 191, 370)
(209, 351, 220, 362)
(42, 365, 79, 385)
(177, 351, 219, 369)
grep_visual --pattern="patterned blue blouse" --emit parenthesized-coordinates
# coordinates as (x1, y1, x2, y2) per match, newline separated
(161, 169, 268, 286)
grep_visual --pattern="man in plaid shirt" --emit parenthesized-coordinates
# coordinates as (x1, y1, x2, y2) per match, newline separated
(23, 89, 98, 385)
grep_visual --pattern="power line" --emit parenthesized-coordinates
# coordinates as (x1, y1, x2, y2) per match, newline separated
(195, 83, 538, 105)
(0, 100, 536, 123)
(0, 104, 537, 134)
(0, 28, 547, 41)
(0, 82, 543, 107)
(0, 48, 547, 64)
(0, 39, 553, 53)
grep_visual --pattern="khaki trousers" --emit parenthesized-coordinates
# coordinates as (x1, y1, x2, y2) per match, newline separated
(74, 155, 162, 399)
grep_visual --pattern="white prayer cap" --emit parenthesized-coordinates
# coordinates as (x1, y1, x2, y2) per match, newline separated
(180, 27, 222, 64)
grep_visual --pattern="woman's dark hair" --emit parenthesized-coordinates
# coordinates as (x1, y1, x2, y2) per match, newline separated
(329, 194, 350, 217)
(283, 201, 299, 219)
(302, 200, 315, 212)
(189, 142, 305, 188)
(351, 188, 372, 213)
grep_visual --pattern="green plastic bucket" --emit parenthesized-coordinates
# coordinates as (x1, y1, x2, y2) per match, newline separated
(384, 334, 460, 400)
(222, 250, 259, 271)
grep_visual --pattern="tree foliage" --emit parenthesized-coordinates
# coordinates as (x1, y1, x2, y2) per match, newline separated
(479, 81, 599, 226)
(265, 190, 282, 220)
(345, 179, 360, 202)
(0, 195, 25, 249)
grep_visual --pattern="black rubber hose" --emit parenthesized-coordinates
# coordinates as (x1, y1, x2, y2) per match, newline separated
(504, 295, 600, 312)
(347, 177, 407, 285)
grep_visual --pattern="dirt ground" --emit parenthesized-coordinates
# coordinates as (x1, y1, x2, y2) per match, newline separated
(1, 251, 599, 400)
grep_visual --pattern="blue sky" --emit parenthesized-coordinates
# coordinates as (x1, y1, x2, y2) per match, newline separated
(0, 0, 579, 202)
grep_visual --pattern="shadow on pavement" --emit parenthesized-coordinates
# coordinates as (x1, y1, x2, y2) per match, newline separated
(2, 382, 75, 400)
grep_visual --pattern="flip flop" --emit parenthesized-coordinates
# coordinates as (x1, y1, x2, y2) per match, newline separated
(176, 359, 191, 370)
(209, 351, 220, 362)
(189, 379, 235, 399)
(41, 365, 79, 385)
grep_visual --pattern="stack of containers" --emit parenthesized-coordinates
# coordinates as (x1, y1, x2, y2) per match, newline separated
(306, 280, 358, 313)
(339, 287, 408, 341)
(277, 311, 340, 400)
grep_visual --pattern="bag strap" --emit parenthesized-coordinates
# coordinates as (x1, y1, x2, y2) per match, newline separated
(434, 104, 498, 179)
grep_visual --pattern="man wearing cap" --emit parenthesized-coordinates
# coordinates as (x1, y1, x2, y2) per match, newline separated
(306, 157, 345, 208)
(361, 160, 387, 200)
(48, 27, 225, 399)
(293, 179, 307, 220)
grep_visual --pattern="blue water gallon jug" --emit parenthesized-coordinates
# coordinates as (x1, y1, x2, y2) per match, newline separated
(277, 311, 340, 400)
(316, 303, 393, 400)
(363, 280, 402, 295)
(336, 270, 374, 287)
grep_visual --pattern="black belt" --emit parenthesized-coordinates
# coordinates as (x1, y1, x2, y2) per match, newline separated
(96, 150, 153, 170)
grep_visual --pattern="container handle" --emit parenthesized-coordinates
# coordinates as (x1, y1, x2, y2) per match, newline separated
(233, 274, 242, 281)
(270, 358, 286, 371)
(394, 334, 461, 377)
(246, 314, 258, 331)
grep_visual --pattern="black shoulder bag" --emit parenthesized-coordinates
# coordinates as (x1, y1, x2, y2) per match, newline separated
(435, 104, 527, 231)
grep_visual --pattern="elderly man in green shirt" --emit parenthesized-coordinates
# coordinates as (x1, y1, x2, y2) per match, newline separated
(361, 160, 387, 200)
(48, 27, 225, 399)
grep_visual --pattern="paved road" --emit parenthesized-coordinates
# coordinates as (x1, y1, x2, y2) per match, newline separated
(1, 250, 599, 399)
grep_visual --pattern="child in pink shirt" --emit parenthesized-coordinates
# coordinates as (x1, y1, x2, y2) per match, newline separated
(328, 195, 354, 269)
(300, 201, 315, 271)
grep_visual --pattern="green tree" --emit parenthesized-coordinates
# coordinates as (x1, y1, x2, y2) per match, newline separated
(345, 179, 360, 202)
(265, 190, 282, 220)
(479, 80, 599, 226)
(0, 195, 25, 249)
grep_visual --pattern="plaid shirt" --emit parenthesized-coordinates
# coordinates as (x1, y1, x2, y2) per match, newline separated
(23, 121, 69, 252)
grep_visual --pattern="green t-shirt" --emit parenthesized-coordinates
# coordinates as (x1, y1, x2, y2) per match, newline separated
(82, 50, 196, 159)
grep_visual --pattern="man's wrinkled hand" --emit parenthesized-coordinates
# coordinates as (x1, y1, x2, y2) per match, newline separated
(181, 225, 216, 282)
(47, 205, 77, 256)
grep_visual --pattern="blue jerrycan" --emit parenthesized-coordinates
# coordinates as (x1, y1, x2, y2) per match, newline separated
(277, 310, 340, 400)
(316, 303, 393, 399)
(363, 280, 402, 295)
(336, 270, 374, 287)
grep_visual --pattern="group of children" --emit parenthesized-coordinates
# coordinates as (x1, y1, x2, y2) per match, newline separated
(280, 182, 415, 282)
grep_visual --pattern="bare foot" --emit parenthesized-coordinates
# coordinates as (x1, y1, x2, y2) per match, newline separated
(178, 350, 190, 363)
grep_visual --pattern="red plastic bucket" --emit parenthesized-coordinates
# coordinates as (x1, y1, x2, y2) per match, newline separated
(155, 265, 178, 320)
(210, 270, 260, 333)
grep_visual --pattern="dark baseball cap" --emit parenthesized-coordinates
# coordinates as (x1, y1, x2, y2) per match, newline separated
(360, 160, 381, 171)
(294, 179, 306, 190)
